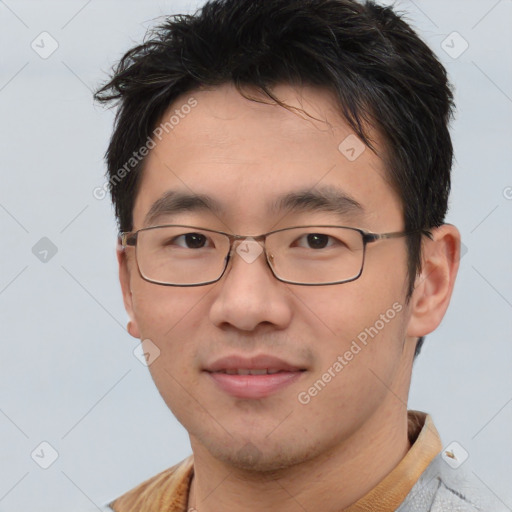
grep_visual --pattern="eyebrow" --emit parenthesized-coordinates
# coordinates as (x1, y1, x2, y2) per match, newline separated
(144, 191, 223, 227)
(270, 185, 364, 219)
(143, 185, 364, 227)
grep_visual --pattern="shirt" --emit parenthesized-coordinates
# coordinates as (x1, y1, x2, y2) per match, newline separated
(104, 411, 507, 511)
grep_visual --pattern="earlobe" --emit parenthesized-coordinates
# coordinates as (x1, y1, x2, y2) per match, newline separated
(127, 320, 139, 338)
(117, 244, 141, 339)
(406, 224, 461, 338)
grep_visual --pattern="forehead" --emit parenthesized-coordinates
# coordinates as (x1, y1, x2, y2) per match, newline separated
(132, 83, 402, 231)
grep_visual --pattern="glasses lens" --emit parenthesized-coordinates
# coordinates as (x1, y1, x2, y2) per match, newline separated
(136, 226, 230, 285)
(267, 226, 364, 284)
(134, 225, 365, 286)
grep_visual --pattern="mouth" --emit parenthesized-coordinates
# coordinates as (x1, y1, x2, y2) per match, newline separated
(204, 355, 307, 399)
(213, 368, 296, 375)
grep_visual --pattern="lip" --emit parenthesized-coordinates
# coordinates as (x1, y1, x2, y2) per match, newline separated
(205, 354, 304, 373)
(204, 354, 306, 399)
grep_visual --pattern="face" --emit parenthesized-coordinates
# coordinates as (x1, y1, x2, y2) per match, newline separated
(120, 83, 419, 471)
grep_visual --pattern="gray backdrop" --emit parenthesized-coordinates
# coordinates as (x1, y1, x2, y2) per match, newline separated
(1, 1, 511, 510)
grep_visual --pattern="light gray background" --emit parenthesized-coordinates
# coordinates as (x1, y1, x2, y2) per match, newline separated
(0, 1, 511, 510)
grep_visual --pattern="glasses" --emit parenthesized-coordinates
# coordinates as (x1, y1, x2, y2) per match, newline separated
(120, 224, 421, 287)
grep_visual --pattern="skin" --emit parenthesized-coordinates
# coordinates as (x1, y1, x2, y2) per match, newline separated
(118, 83, 460, 512)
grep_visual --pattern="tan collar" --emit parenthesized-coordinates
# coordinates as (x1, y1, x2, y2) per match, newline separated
(109, 455, 193, 511)
(342, 410, 442, 511)
(109, 410, 441, 512)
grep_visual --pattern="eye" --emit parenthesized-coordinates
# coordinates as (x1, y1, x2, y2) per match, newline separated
(294, 233, 336, 249)
(171, 232, 211, 249)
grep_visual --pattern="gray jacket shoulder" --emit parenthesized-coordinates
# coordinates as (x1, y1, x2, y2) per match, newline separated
(397, 452, 509, 512)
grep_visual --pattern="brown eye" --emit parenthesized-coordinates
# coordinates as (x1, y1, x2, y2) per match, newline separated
(170, 233, 210, 249)
(305, 233, 329, 249)
(293, 233, 336, 250)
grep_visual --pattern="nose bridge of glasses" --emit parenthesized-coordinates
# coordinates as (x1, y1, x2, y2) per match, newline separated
(228, 234, 268, 265)
(225, 230, 261, 249)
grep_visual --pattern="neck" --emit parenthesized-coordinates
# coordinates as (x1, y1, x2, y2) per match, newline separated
(188, 404, 410, 512)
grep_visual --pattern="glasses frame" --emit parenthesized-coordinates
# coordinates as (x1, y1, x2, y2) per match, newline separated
(120, 224, 428, 287)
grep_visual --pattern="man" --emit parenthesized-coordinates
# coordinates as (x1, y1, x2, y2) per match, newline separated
(94, 0, 505, 510)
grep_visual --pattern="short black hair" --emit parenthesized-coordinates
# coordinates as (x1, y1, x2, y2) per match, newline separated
(95, 0, 456, 358)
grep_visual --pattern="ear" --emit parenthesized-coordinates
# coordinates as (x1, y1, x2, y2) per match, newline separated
(117, 240, 141, 339)
(406, 224, 461, 338)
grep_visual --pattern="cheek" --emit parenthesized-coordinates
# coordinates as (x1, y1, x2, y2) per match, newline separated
(293, 287, 408, 424)
(291, 260, 409, 379)
(130, 283, 206, 411)
(131, 279, 210, 338)
(363, 240, 410, 297)
(293, 278, 404, 341)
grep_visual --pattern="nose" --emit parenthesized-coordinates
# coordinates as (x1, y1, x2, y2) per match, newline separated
(208, 238, 293, 332)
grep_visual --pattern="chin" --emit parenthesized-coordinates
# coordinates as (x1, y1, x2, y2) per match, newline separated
(203, 437, 319, 474)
